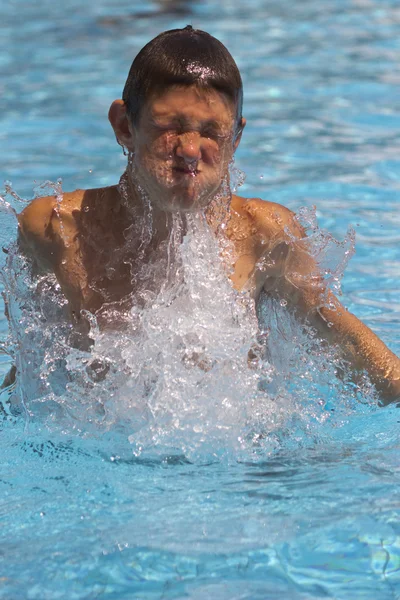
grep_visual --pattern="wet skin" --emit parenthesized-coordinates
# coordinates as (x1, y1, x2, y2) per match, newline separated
(18, 85, 400, 403)
(111, 85, 242, 212)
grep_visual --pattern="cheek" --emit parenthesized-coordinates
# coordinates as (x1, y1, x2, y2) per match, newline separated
(207, 151, 231, 175)
(152, 133, 176, 158)
(204, 138, 234, 168)
(136, 134, 175, 165)
(202, 145, 219, 167)
(134, 150, 174, 189)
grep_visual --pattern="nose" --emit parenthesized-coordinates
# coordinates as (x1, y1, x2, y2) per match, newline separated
(175, 132, 201, 165)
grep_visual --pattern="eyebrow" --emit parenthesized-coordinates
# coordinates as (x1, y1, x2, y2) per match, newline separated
(151, 115, 229, 132)
(151, 116, 190, 128)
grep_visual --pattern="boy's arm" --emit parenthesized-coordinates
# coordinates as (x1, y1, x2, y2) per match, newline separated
(244, 199, 400, 405)
(310, 291, 400, 404)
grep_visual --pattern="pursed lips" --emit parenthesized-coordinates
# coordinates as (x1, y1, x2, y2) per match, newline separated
(173, 165, 200, 175)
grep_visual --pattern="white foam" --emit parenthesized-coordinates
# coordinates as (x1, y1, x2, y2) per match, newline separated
(0, 181, 377, 462)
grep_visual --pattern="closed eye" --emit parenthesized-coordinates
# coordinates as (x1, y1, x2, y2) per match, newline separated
(150, 118, 231, 141)
(201, 126, 230, 141)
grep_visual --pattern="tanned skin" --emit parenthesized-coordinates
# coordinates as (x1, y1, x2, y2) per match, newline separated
(18, 85, 400, 405)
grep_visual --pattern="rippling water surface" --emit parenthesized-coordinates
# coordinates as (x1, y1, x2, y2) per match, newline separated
(1, 1, 400, 598)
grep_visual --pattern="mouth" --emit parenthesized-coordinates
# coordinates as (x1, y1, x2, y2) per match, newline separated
(173, 166, 200, 176)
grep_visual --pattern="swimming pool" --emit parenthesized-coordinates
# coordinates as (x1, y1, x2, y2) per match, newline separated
(1, 0, 400, 598)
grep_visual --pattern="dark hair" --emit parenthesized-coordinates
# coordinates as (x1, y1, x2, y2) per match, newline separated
(122, 26, 243, 127)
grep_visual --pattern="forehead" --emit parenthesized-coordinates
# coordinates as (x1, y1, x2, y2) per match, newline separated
(142, 85, 236, 127)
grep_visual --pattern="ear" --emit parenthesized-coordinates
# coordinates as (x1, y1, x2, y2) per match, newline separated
(108, 99, 135, 151)
(233, 117, 246, 152)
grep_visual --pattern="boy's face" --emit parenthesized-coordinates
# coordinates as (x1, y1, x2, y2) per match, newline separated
(128, 85, 242, 212)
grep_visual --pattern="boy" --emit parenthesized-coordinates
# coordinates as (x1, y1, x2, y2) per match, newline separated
(18, 26, 400, 404)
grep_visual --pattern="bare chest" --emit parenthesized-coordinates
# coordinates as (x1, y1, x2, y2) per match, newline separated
(58, 202, 266, 315)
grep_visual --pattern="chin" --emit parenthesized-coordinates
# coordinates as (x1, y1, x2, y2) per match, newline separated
(157, 185, 217, 214)
(172, 193, 215, 213)
(161, 198, 203, 214)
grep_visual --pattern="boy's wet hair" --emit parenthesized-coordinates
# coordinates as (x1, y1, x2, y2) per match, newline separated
(122, 26, 243, 127)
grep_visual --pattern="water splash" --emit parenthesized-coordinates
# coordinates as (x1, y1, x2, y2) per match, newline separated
(229, 159, 246, 194)
(0, 180, 377, 462)
(289, 205, 356, 300)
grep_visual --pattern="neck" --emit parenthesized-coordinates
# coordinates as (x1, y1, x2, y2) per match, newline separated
(117, 163, 233, 246)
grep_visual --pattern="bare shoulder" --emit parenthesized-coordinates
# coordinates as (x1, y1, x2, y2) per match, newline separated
(232, 195, 302, 239)
(18, 189, 86, 270)
(18, 190, 85, 241)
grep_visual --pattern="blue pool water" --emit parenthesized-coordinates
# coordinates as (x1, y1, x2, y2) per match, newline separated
(1, 1, 400, 598)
